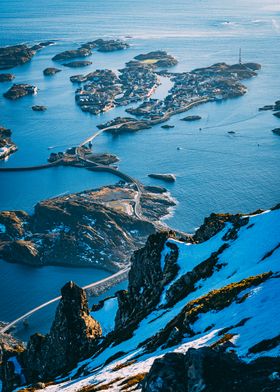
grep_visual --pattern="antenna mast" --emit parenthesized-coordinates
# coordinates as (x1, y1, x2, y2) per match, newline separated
(239, 48, 242, 65)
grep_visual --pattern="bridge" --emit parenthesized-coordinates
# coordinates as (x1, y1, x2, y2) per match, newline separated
(0, 267, 129, 335)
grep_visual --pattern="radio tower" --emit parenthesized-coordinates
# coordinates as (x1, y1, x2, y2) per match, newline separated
(239, 48, 242, 65)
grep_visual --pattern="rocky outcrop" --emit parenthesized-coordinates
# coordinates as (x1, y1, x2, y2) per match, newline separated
(22, 282, 102, 382)
(193, 212, 248, 243)
(0, 45, 35, 70)
(0, 329, 25, 392)
(148, 173, 176, 182)
(114, 232, 180, 337)
(32, 105, 47, 111)
(181, 115, 201, 121)
(63, 60, 92, 68)
(43, 67, 61, 76)
(142, 347, 280, 392)
(0, 282, 102, 390)
(0, 42, 53, 70)
(98, 117, 151, 133)
(82, 39, 129, 52)
(134, 51, 178, 67)
(0, 74, 15, 82)
(30, 41, 54, 51)
(52, 47, 92, 61)
(3, 84, 37, 100)
(0, 183, 176, 270)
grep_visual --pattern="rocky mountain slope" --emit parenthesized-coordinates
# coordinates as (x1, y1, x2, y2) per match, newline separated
(0, 182, 175, 271)
(1, 206, 279, 391)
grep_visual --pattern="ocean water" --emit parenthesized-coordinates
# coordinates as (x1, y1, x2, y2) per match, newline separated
(0, 0, 280, 331)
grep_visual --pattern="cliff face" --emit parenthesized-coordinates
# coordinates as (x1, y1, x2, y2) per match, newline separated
(115, 231, 179, 334)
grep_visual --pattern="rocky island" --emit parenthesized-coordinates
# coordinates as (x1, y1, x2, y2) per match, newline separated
(63, 60, 92, 68)
(3, 83, 37, 100)
(148, 173, 176, 182)
(52, 47, 92, 61)
(0, 73, 15, 82)
(0, 42, 53, 70)
(43, 67, 61, 76)
(98, 116, 151, 133)
(0, 183, 175, 271)
(103, 60, 261, 135)
(181, 115, 201, 121)
(32, 105, 47, 111)
(82, 38, 129, 52)
(135, 50, 178, 67)
(73, 60, 159, 115)
(0, 126, 17, 160)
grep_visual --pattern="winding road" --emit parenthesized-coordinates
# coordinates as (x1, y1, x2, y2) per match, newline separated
(0, 98, 204, 334)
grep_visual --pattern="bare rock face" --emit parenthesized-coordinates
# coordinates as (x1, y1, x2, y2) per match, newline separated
(115, 232, 180, 339)
(193, 212, 248, 243)
(22, 281, 102, 382)
(142, 347, 280, 392)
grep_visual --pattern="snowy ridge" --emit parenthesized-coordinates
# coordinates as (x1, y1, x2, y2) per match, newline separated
(38, 208, 280, 391)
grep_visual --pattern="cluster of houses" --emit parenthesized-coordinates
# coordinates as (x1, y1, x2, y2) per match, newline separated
(124, 63, 251, 121)
(74, 61, 159, 115)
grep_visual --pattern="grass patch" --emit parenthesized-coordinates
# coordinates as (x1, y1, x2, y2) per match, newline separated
(112, 359, 136, 371)
(119, 373, 147, 390)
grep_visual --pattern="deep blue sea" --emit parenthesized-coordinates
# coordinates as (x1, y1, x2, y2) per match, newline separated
(0, 0, 279, 336)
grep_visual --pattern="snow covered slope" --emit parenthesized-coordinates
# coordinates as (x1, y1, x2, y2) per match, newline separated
(27, 207, 280, 391)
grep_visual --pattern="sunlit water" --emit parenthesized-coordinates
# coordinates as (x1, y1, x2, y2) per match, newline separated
(0, 0, 279, 334)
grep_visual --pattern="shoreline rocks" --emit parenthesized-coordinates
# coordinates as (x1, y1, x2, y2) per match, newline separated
(3, 84, 37, 100)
